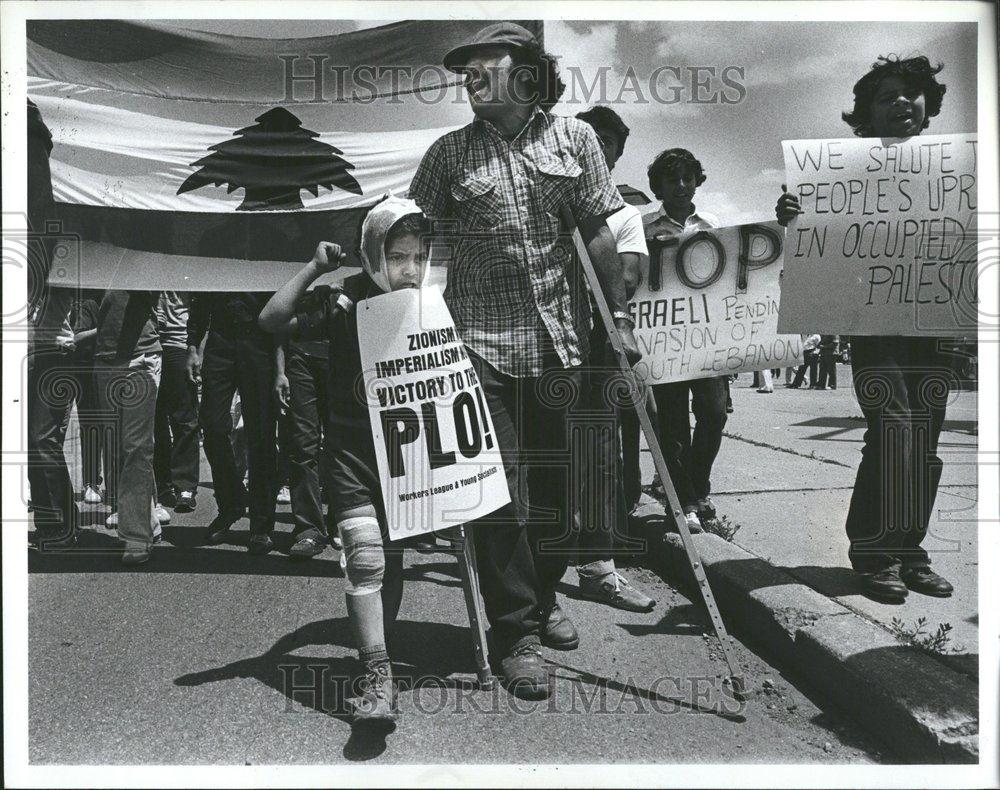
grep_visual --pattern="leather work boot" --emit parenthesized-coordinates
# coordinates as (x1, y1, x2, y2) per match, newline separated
(540, 603, 580, 650)
(500, 641, 550, 700)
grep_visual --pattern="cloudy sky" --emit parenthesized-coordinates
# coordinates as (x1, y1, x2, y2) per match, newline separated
(181, 18, 977, 225)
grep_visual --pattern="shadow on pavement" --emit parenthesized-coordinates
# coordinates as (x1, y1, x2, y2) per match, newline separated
(544, 658, 746, 722)
(173, 617, 486, 761)
(616, 603, 707, 637)
(791, 415, 977, 440)
(28, 530, 480, 589)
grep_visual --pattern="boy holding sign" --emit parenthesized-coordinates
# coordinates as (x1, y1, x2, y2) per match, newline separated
(259, 198, 425, 726)
(260, 197, 548, 725)
(775, 56, 959, 603)
(642, 148, 727, 534)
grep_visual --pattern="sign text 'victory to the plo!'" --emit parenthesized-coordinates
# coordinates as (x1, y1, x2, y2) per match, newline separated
(357, 286, 510, 540)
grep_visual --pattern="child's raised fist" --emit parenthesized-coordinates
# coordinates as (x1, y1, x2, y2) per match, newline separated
(312, 241, 346, 272)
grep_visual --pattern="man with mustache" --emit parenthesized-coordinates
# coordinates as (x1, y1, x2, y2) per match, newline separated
(409, 22, 642, 698)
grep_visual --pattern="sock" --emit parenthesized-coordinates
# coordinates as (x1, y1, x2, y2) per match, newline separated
(577, 558, 616, 580)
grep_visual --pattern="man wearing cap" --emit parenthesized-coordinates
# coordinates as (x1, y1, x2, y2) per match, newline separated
(410, 23, 642, 695)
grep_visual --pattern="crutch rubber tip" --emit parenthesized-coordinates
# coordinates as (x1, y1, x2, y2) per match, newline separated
(726, 675, 749, 702)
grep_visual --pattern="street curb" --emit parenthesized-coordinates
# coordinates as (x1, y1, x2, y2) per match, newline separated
(647, 520, 979, 764)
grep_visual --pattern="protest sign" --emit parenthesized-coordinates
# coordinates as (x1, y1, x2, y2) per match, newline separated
(629, 221, 803, 384)
(778, 134, 978, 335)
(357, 286, 510, 540)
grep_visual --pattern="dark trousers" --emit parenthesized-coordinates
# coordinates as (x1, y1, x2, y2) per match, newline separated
(95, 356, 160, 548)
(578, 327, 628, 562)
(27, 348, 79, 539)
(153, 345, 200, 497)
(792, 354, 819, 387)
(846, 336, 958, 573)
(200, 331, 277, 535)
(651, 376, 728, 509)
(816, 351, 838, 389)
(470, 347, 608, 611)
(285, 347, 333, 540)
(619, 387, 657, 513)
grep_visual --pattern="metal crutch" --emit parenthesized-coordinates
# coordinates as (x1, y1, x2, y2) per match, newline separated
(453, 525, 496, 689)
(563, 209, 747, 701)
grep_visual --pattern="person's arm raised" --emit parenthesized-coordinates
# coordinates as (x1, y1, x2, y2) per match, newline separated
(258, 241, 345, 335)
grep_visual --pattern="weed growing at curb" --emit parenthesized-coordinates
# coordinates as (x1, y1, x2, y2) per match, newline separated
(889, 617, 965, 656)
(704, 514, 741, 542)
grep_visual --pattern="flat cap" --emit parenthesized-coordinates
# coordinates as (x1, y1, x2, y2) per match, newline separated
(443, 22, 538, 72)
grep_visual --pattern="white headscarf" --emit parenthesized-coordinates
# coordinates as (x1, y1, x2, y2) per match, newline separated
(359, 195, 428, 293)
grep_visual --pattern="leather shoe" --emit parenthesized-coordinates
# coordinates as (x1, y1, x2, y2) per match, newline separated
(500, 641, 550, 700)
(247, 534, 274, 555)
(540, 603, 579, 650)
(122, 547, 151, 565)
(579, 571, 655, 613)
(289, 536, 326, 558)
(902, 566, 954, 597)
(859, 564, 908, 603)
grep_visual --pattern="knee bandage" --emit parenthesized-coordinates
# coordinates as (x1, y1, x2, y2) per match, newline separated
(337, 516, 385, 596)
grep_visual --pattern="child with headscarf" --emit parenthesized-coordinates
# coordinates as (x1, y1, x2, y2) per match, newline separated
(259, 196, 430, 728)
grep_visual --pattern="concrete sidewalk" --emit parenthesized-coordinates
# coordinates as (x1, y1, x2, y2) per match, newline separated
(634, 373, 980, 762)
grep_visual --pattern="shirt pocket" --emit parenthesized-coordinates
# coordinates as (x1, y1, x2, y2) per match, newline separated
(450, 174, 503, 230)
(534, 155, 583, 220)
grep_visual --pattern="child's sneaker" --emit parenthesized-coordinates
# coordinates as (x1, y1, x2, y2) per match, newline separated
(352, 659, 397, 728)
(174, 490, 197, 513)
(83, 485, 103, 505)
(154, 503, 171, 525)
(276, 485, 291, 505)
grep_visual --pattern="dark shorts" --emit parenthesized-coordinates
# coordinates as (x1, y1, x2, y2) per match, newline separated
(327, 419, 383, 517)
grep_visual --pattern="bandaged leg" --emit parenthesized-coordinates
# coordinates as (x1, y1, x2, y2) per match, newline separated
(338, 508, 387, 659)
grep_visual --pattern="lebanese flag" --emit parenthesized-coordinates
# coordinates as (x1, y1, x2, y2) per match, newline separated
(27, 19, 543, 290)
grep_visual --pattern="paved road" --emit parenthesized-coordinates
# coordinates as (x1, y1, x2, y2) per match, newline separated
(31, 368, 952, 765)
(29, 489, 885, 764)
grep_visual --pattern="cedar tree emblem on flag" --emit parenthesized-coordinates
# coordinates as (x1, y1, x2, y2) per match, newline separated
(178, 107, 364, 211)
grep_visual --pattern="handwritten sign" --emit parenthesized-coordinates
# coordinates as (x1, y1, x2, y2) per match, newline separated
(629, 221, 802, 384)
(778, 134, 978, 335)
(357, 286, 510, 540)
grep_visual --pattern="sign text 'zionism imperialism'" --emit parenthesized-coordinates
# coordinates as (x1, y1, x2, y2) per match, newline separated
(357, 286, 510, 540)
(629, 221, 802, 384)
(778, 134, 978, 335)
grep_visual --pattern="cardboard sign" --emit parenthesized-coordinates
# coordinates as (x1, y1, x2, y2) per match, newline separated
(778, 134, 978, 335)
(356, 286, 510, 540)
(629, 221, 803, 384)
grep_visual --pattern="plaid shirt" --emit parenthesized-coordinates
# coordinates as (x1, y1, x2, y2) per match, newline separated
(409, 109, 624, 378)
